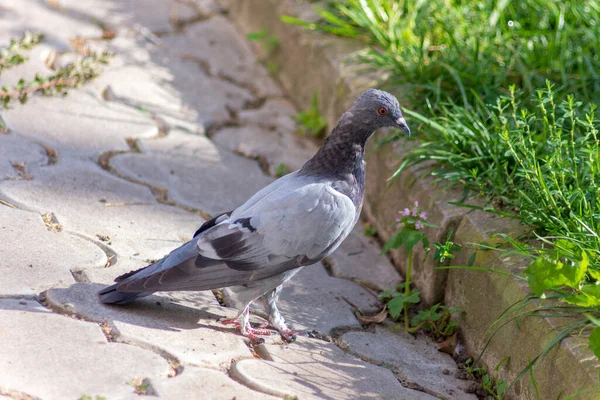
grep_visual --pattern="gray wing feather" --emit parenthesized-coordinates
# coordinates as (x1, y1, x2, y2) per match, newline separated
(114, 175, 356, 293)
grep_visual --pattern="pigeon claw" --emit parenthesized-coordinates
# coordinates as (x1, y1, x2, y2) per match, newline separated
(241, 326, 272, 344)
(218, 317, 238, 325)
(279, 329, 297, 342)
(219, 318, 273, 343)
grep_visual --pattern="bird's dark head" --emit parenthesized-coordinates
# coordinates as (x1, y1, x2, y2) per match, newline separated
(300, 89, 409, 177)
(349, 89, 410, 137)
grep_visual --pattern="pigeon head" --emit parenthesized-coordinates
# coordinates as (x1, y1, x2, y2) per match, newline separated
(350, 89, 410, 136)
(300, 89, 410, 177)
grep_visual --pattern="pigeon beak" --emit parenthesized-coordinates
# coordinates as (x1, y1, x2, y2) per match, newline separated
(396, 117, 411, 137)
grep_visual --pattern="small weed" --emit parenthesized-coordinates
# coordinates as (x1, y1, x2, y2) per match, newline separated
(0, 31, 43, 73)
(294, 91, 327, 138)
(433, 231, 462, 263)
(379, 284, 460, 338)
(411, 304, 460, 338)
(0, 32, 112, 108)
(247, 29, 279, 51)
(379, 201, 464, 337)
(0, 51, 112, 108)
(129, 378, 155, 396)
(378, 203, 461, 337)
(247, 29, 280, 73)
(274, 162, 290, 177)
(464, 358, 508, 400)
(363, 221, 376, 237)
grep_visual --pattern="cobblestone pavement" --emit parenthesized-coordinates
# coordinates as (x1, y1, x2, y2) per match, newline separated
(0, 1, 476, 399)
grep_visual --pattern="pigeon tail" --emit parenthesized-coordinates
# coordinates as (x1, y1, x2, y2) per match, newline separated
(98, 283, 152, 304)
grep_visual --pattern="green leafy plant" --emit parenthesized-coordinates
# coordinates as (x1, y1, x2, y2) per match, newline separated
(433, 231, 462, 263)
(464, 358, 508, 400)
(0, 33, 112, 108)
(0, 31, 43, 73)
(363, 222, 376, 237)
(381, 201, 436, 330)
(411, 303, 460, 338)
(293, 91, 328, 138)
(247, 29, 280, 73)
(379, 285, 460, 337)
(274, 162, 290, 178)
(247, 29, 279, 51)
(379, 282, 420, 321)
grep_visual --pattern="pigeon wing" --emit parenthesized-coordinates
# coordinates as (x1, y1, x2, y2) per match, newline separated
(114, 178, 356, 293)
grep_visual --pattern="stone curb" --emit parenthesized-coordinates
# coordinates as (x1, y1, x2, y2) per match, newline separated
(222, 0, 600, 398)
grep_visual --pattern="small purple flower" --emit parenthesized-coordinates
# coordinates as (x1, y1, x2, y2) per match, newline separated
(396, 218, 401, 222)
(402, 208, 410, 216)
(419, 211, 427, 220)
(412, 208, 418, 217)
(396, 222, 405, 228)
(414, 201, 419, 207)
(415, 220, 424, 230)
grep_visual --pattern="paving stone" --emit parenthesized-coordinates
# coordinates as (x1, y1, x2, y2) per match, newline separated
(161, 15, 281, 98)
(326, 224, 403, 291)
(0, 0, 102, 51)
(0, 134, 48, 181)
(90, 64, 201, 134)
(231, 336, 437, 400)
(212, 124, 319, 175)
(237, 97, 298, 133)
(0, 207, 106, 295)
(45, 282, 251, 368)
(163, 55, 256, 126)
(108, 0, 201, 33)
(97, 36, 255, 127)
(1, 88, 157, 159)
(225, 263, 379, 333)
(151, 366, 279, 400)
(57, 0, 221, 34)
(152, 53, 256, 127)
(342, 326, 476, 399)
(110, 130, 273, 214)
(0, 299, 169, 399)
(0, 159, 202, 263)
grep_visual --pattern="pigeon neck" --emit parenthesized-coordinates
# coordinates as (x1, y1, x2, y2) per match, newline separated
(300, 116, 373, 177)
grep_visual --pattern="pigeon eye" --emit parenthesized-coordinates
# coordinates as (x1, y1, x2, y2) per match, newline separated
(377, 107, 388, 116)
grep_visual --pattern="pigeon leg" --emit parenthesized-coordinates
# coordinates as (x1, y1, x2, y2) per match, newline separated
(220, 305, 272, 343)
(260, 286, 297, 342)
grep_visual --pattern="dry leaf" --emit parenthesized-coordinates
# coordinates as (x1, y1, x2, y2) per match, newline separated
(11, 162, 32, 180)
(41, 212, 62, 232)
(436, 332, 458, 355)
(357, 306, 388, 324)
(69, 37, 92, 56)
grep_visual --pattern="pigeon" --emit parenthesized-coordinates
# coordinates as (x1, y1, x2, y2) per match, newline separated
(98, 89, 410, 342)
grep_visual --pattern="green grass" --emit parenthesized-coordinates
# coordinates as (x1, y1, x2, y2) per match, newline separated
(283, 0, 600, 109)
(293, 91, 328, 138)
(403, 84, 600, 270)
